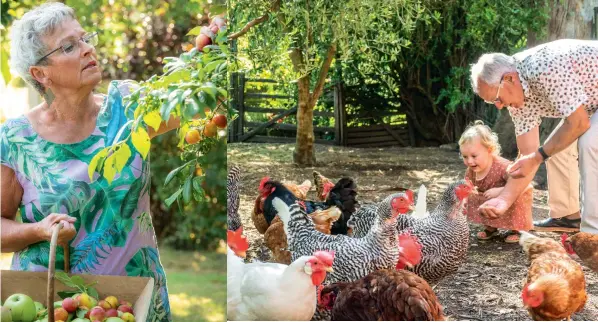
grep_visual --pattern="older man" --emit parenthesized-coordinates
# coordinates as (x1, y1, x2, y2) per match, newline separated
(470, 39, 598, 234)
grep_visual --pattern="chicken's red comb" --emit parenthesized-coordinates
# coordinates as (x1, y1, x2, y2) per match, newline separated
(259, 177, 271, 190)
(227, 228, 249, 252)
(406, 189, 414, 202)
(314, 250, 335, 267)
(561, 233, 569, 245)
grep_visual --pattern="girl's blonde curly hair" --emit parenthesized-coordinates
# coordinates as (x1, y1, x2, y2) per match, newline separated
(458, 120, 501, 156)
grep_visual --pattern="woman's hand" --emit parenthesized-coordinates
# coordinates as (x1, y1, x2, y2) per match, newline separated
(37, 213, 77, 246)
(483, 187, 504, 200)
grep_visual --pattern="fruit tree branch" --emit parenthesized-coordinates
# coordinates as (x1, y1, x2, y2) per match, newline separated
(228, 0, 281, 40)
(310, 43, 337, 105)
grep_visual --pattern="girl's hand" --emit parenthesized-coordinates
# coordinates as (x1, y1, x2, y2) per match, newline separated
(483, 187, 504, 199)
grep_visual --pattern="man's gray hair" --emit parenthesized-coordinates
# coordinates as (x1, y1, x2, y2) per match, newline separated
(470, 53, 517, 94)
(9, 2, 76, 93)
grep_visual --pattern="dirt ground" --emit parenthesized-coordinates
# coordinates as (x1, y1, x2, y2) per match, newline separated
(228, 142, 598, 321)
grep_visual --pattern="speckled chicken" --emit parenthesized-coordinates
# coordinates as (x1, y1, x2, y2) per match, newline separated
(273, 191, 414, 284)
(562, 232, 598, 273)
(519, 231, 587, 321)
(318, 268, 445, 321)
(227, 165, 242, 231)
(347, 180, 474, 285)
(265, 208, 342, 264)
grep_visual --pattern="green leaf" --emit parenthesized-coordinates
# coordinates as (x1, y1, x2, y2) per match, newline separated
(186, 26, 202, 36)
(114, 144, 132, 173)
(70, 275, 86, 287)
(131, 126, 151, 159)
(164, 160, 195, 186)
(183, 98, 200, 120)
(76, 309, 88, 319)
(161, 89, 183, 121)
(88, 149, 109, 181)
(165, 188, 183, 207)
(57, 291, 79, 300)
(55, 272, 78, 288)
(143, 111, 163, 132)
(183, 176, 192, 204)
(1, 45, 11, 85)
(87, 287, 99, 300)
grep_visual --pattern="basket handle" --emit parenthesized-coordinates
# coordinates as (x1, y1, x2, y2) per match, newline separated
(47, 222, 71, 322)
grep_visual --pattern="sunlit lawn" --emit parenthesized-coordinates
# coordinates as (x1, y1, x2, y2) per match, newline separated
(1, 245, 226, 322)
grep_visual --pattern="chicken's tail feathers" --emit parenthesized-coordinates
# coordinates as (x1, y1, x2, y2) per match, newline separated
(412, 184, 428, 219)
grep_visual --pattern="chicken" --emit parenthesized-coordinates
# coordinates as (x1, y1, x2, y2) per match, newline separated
(273, 190, 414, 284)
(562, 232, 598, 273)
(265, 208, 343, 264)
(227, 228, 335, 321)
(318, 268, 445, 321)
(519, 231, 587, 321)
(252, 178, 357, 235)
(313, 171, 335, 201)
(227, 166, 242, 231)
(228, 228, 249, 319)
(347, 180, 474, 285)
(283, 179, 313, 200)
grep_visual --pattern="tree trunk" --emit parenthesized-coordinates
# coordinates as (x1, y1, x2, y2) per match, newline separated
(294, 78, 316, 165)
(495, 0, 594, 157)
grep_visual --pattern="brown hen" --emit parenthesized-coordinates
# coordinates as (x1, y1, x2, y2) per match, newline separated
(318, 269, 445, 321)
(563, 232, 598, 273)
(519, 231, 587, 321)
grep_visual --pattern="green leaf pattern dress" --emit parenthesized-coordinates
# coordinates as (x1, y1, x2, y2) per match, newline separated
(0, 80, 171, 321)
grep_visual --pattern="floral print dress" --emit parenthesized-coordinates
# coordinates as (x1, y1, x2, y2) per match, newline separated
(0, 80, 171, 321)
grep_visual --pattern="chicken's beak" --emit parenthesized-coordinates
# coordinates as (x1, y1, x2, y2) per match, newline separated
(237, 251, 247, 258)
(325, 266, 334, 273)
(408, 204, 415, 211)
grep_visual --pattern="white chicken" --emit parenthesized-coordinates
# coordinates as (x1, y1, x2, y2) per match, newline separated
(227, 228, 334, 321)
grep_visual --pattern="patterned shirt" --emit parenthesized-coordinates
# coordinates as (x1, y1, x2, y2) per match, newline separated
(508, 39, 598, 136)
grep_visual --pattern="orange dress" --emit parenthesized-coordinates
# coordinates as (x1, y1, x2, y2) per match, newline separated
(465, 156, 533, 231)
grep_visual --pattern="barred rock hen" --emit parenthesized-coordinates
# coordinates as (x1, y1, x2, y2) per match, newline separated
(562, 232, 598, 273)
(318, 268, 445, 321)
(313, 171, 335, 201)
(265, 207, 342, 264)
(227, 166, 242, 231)
(348, 180, 474, 285)
(273, 191, 414, 284)
(519, 231, 587, 321)
(252, 178, 357, 235)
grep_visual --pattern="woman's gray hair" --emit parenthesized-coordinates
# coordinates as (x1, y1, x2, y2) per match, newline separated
(470, 53, 517, 94)
(9, 2, 76, 93)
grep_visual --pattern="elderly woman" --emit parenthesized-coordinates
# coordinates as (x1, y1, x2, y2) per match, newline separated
(1, 3, 178, 321)
(470, 39, 598, 235)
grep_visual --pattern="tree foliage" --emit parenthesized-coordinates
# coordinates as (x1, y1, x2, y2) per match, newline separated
(2, 0, 228, 250)
(229, 0, 427, 165)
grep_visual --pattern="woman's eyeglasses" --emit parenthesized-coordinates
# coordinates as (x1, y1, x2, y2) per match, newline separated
(36, 31, 99, 64)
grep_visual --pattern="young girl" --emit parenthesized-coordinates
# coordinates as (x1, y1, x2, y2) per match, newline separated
(459, 121, 533, 243)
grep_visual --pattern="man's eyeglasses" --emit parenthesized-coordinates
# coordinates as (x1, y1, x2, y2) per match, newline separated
(484, 77, 504, 105)
(36, 31, 99, 64)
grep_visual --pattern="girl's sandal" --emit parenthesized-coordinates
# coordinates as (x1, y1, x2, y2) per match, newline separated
(503, 231, 520, 244)
(477, 228, 499, 241)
